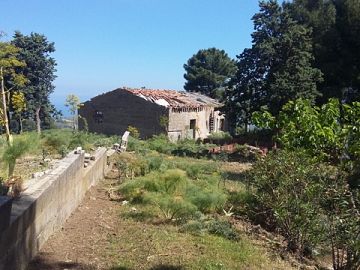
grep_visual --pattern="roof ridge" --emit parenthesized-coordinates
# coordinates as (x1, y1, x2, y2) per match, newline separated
(120, 87, 222, 109)
(123, 87, 182, 93)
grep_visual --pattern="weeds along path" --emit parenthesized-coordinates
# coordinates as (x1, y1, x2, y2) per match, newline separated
(27, 167, 294, 270)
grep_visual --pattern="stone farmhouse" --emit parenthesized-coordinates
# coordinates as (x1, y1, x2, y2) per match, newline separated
(78, 87, 227, 141)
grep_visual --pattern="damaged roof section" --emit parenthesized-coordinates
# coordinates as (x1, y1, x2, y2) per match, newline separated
(124, 87, 222, 109)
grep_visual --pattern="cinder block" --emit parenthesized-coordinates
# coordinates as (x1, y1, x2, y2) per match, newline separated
(0, 148, 107, 270)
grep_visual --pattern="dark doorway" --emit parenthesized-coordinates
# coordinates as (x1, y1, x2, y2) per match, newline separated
(220, 119, 225, 131)
(189, 119, 196, 139)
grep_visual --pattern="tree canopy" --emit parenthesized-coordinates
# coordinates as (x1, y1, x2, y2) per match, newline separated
(183, 48, 237, 99)
(0, 40, 27, 143)
(221, 0, 360, 132)
(65, 94, 81, 130)
(224, 0, 322, 131)
(11, 31, 57, 133)
(223, 48, 263, 132)
(288, 0, 360, 102)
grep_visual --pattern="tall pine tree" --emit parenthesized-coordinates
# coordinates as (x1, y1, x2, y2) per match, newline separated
(224, 49, 264, 132)
(289, 0, 360, 102)
(184, 48, 237, 99)
(225, 0, 322, 131)
(11, 31, 57, 133)
(254, 0, 322, 114)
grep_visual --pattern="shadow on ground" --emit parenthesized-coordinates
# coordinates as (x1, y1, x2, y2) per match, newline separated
(224, 171, 248, 182)
(27, 254, 96, 270)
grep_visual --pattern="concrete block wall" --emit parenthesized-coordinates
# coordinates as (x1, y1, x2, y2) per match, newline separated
(0, 147, 108, 270)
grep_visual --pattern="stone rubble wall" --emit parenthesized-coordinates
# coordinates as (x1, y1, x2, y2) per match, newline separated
(79, 89, 167, 139)
(0, 147, 108, 270)
(168, 107, 226, 141)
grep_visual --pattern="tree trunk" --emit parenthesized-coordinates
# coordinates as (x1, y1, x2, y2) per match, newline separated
(19, 115, 23, 134)
(73, 115, 77, 130)
(35, 107, 41, 134)
(0, 67, 12, 145)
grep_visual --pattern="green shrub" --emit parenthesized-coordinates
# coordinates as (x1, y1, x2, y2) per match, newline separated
(127, 126, 140, 139)
(247, 149, 327, 255)
(42, 129, 70, 153)
(228, 190, 259, 219)
(320, 170, 360, 270)
(127, 136, 149, 153)
(2, 136, 32, 176)
(144, 192, 197, 220)
(69, 131, 93, 151)
(211, 152, 229, 162)
(145, 154, 164, 172)
(179, 220, 205, 235)
(172, 139, 212, 157)
(185, 164, 202, 179)
(147, 134, 175, 154)
(233, 144, 261, 162)
(42, 129, 116, 154)
(161, 169, 188, 194)
(119, 178, 149, 203)
(171, 158, 217, 179)
(207, 132, 233, 141)
(19, 132, 41, 155)
(22, 119, 36, 132)
(119, 168, 227, 221)
(251, 98, 360, 265)
(113, 152, 148, 179)
(93, 135, 118, 148)
(180, 216, 239, 241)
(207, 219, 239, 241)
(125, 134, 218, 159)
(58, 145, 69, 158)
(187, 185, 227, 213)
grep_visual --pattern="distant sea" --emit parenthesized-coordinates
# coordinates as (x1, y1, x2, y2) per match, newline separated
(52, 101, 70, 117)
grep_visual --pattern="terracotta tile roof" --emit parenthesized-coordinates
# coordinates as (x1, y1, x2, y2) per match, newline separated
(123, 87, 222, 108)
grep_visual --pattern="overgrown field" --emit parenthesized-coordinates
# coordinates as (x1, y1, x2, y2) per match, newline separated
(110, 130, 359, 270)
(3, 126, 358, 269)
(0, 129, 118, 180)
(107, 204, 292, 270)
(107, 150, 295, 270)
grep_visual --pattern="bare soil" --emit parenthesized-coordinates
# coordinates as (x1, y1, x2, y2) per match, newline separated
(27, 178, 119, 270)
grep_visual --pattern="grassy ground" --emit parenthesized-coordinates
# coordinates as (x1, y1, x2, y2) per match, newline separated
(28, 171, 295, 270)
(108, 205, 292, 270)
(25, 133, 333, 269)
(104, 153, 294, 270)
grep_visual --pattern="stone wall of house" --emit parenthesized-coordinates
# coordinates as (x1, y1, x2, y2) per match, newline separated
(213, 110, 227, 133)
(168, 107, 226, 141)
(79, 89, 167, 139)
(0, 148, 108, 270)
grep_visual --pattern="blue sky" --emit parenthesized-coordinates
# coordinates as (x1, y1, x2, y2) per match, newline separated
(1, 0, 259, 115)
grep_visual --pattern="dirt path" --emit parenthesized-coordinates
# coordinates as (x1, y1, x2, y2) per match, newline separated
(27, 173, 296, 270)
(27, 179, 118, 270)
